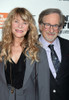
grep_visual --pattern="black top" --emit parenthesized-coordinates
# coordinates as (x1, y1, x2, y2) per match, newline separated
(5, 53, 26, 89)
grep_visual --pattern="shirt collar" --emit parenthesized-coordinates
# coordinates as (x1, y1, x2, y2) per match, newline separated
(39, 34, 60, 49)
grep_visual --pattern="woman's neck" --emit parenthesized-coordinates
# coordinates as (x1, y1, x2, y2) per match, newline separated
(12, 38, 23, 47)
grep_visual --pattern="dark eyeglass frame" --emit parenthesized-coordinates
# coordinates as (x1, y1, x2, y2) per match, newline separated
(42, 22, 60, 30)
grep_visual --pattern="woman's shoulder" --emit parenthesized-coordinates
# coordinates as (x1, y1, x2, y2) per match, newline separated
(38, 45, 46, 55)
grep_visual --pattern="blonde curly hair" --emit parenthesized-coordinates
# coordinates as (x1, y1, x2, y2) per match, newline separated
(0, 7, 40, 64)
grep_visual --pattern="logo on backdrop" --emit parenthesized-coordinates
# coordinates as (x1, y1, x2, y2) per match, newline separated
(0, 13, 8, 29)
(61, 15, 69, 34)
(64, 15, 69, 29)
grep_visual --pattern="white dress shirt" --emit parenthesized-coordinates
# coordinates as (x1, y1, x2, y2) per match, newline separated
(39, 35, 61, 78)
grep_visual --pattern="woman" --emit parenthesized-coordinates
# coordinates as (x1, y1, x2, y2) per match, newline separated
(0, 7, 50, 100)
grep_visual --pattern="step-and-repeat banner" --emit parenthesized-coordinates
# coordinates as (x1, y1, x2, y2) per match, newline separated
(0, 0, 69, 40)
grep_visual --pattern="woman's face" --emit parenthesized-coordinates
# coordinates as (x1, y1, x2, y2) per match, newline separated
(11, 15, 29, 39)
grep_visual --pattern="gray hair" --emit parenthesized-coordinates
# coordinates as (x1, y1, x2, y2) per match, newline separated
(38, 8, 65, 26)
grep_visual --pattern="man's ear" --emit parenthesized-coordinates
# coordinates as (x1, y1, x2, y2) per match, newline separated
(59, 26, 63, 32)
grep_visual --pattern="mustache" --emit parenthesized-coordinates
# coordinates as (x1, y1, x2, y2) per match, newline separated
(46, 31, 56, 35)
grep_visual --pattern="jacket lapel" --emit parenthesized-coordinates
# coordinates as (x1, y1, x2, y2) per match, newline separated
(23, 57, 35, 90)
(0, 61, 7, 84)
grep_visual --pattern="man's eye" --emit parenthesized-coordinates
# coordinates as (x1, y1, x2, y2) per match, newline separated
(15, 20, 18, 23)
(46, 23, 50, 26)
(53, 25, 59, 27)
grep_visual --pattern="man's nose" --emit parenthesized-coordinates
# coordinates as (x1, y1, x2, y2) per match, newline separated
(50, 26, 54, 32)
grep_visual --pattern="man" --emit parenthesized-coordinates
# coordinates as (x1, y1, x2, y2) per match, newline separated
(38, 8, 69, 100)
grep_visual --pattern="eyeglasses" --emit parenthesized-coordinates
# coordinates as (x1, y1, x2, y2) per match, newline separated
(42, 22, 60, 30)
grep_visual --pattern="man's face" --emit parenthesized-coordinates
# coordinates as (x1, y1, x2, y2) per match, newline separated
(39, 13, 61, 43)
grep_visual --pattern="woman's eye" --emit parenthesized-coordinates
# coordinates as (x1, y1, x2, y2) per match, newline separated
(23, 22, 27, 25)
(15, 20, 18, 23)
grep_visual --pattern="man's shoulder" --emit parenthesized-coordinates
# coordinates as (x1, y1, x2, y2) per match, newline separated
(38, 45, 46, 52)
(58, 36, 69, 43)
(58, 36, 69, 50)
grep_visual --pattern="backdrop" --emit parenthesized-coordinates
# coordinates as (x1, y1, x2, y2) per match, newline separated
(0, 0, 69, 40)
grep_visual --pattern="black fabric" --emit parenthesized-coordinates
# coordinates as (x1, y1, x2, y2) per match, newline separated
(48, 45, 60, 73)
(50, 70, 69, 100)
(5, 53, 26, 89)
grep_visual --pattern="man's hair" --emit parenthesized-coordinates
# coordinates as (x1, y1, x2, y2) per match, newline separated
(38, 8, 65, 26)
